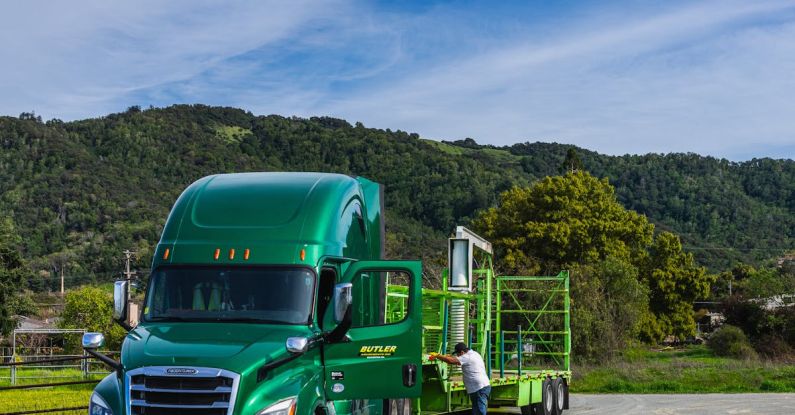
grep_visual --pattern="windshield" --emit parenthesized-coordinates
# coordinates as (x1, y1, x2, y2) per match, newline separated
(144, 266, 315, 324)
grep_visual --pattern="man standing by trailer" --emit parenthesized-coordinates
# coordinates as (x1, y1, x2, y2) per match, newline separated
(431, 343, 492, 415)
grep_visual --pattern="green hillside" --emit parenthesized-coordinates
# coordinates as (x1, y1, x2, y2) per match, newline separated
(0, 105, 792, 289)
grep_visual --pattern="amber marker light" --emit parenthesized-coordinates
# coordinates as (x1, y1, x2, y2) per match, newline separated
(300, 249, 306, 261)
(214, 248, 220, 260)
(244, 249, 250, 260)
(162, 248, 170, 260)
(229, 248, 235, 260)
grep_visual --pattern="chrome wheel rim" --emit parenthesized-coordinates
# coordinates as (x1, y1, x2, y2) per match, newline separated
(545, 384, 553, 411)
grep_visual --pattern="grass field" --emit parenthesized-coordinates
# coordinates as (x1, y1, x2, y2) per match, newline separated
(3, 346, 795, 414)
(0, 367, 105, 414)
(571, 345, 795, 393)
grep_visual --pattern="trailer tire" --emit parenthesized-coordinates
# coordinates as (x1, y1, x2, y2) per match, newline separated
(552, 378, 566, 414)
(555, 377, 569, 414)
(541, 378, 555, 415)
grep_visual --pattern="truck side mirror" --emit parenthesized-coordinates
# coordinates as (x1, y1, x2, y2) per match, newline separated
(333, 283, 353, 323)
(81, 332, 121, 372)
(82, 332, 105, 349)
(286, 337, 309, 353)
(113, 280, 128, 321)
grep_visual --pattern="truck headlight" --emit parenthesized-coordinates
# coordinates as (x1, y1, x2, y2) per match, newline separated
(89, 393, 113, 415)
(256, 397, 296, 415)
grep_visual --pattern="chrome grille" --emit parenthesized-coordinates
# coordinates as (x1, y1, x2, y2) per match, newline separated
(126, 367, 240, 415)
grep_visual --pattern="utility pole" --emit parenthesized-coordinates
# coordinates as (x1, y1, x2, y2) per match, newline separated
(123, 250, 139, 327)
(60, 266, 65, 297)
(123, 250, 137, 302)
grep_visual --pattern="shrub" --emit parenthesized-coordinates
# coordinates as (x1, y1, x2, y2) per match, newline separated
(754, 334, 795, 361)
(59, 286, 126, 350)
(570, 258, 649, 361)
(708, 325, 757, 360)
(8, 291, 37, 317)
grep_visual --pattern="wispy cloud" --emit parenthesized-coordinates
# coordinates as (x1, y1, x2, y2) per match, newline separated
(0, 0, 346, 118)
(1, 0, 794, 160)
(312, 0, 795, 160)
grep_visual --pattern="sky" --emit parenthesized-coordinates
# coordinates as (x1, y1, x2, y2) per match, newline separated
(1, 0, 794, 161)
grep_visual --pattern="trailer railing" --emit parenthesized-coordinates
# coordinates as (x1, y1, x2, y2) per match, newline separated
(494, 271, 570, 375)
(386, 263, 571, 378)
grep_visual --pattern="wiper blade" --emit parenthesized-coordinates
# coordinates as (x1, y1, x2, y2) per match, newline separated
(215, 317, 288, 324)
(146, 316, 294, 324)
(146, 316, 193, 322)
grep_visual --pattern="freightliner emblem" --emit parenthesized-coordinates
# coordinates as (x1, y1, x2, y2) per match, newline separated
(167, 368, 198, 375)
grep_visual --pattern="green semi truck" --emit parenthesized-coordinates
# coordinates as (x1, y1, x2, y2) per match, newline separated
(82, 172, 571, 415)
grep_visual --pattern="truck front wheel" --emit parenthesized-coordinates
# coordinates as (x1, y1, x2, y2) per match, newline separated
(384, 398, 411, 415)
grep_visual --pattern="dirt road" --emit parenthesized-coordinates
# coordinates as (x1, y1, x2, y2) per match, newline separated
(497, 394, 795, 414)
(566, 393, 795, 414)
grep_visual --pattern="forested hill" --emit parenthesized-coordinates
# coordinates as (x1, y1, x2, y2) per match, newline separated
(0, 105, 792, 288)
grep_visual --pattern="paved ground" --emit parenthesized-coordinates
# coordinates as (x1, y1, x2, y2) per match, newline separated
(499, 394, 795, 414)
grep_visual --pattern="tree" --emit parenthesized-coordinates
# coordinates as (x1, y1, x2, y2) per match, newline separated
(570, 257, 649, 359)
(59, 286, 126, 349)
(472, 171, 654, 274)
(473, 172, 715, 344)
(560, 148, 584, 173)
(642, 231, 714, 341)
(0, 218, 28, 336)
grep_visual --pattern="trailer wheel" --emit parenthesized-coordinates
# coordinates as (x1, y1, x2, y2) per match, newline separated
(552, 378, 566, 414)
(541, 378, 555, 415)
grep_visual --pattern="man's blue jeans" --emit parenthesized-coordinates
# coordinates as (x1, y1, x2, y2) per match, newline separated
(469, 385, 491, 415)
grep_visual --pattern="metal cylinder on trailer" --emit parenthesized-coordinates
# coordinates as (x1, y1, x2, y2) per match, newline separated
(448, 237, 471, 356)
(448, 299, 467, 352)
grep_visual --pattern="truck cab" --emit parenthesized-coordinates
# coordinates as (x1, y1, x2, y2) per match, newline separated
(83, 173, 423, 415)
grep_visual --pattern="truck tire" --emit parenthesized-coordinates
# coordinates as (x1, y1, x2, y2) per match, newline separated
(552, 377, 566, 414)
(541, 378, 555, 415)
(385, 398, 411, 415)
(385, 399, 396, 415)
(397, 398, 411, 415)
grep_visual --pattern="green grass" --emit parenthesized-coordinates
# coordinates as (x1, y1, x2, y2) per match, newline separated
(420, 139, 465, 155)
(420, 139, 522, 166)
(478, 147, 522, 162)
(213, 125, 252, 143)
(1, 367, 105, 413)
(571, 345, 795, 393)
(0, 384, 95, 414)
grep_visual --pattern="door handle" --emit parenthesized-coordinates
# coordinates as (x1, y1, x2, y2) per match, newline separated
(402, 364, 417, 387)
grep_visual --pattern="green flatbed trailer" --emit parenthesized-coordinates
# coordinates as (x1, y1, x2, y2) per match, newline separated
(387, 235, 571, 415)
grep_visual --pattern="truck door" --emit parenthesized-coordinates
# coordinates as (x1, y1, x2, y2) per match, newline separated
(322, 260, 422, 399)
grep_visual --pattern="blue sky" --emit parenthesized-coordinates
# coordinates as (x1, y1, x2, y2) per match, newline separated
(1, 0, 794, 161)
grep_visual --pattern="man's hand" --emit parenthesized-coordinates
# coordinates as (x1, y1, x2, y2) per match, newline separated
(428, 352, 460, 365)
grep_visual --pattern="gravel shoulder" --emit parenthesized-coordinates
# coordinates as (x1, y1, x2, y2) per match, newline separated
(497, 393, 795, 415)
